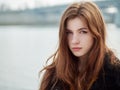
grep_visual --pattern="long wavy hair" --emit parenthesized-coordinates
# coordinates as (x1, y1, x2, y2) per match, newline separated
(39, 1, 115, 90)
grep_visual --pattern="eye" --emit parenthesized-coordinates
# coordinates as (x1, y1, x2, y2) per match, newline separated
(80, 30, 88, 34)
(66, 30, 72, 34)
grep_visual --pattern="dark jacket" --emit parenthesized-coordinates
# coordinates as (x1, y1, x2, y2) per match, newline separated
(50, 54, 120, 90)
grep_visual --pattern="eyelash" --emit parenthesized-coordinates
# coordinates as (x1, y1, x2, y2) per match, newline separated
(80, 31, 88, 34)
(66, 31, 72, 34)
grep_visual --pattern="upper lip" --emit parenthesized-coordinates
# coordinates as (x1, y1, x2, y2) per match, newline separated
(72, 47, 82, 49)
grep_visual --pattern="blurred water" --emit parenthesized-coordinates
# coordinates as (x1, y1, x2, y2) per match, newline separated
(0, 24, 120, 90)
(106, 24, 120, 57)
(0, 26, 58, 90)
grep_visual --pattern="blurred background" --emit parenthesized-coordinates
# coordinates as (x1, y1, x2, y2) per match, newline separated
(0, 0, 120, 90)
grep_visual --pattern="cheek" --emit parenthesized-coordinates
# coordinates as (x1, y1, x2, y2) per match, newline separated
(67, 36, 70, 47)
(87, 37, 94, 48)
(67, 35, 72, 44)
(67, 34, 72, 40)
(67, 39, 71, 48)
(82, 36, 93, 47)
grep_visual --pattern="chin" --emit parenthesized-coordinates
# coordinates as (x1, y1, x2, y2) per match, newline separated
(73, 52, 87, 57)
(74, 54, 83, 57)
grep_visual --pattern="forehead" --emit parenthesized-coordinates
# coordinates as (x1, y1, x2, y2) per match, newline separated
(66, 16, 88, 30)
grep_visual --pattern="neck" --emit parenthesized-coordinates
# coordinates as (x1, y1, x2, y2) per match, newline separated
(78, 55, 88, 72)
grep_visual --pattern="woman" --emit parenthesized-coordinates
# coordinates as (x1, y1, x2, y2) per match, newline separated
(39, 1, 120, 90)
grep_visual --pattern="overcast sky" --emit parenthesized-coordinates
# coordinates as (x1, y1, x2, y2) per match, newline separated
(0, 0, 94, 10)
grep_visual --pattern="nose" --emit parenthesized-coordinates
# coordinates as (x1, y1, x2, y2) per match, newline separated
(71, 34, 80, 44)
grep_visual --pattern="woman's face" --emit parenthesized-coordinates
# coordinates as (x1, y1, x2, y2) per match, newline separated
(66, 17, 94, 58)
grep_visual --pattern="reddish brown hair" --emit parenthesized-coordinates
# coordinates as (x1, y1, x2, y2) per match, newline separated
(39, 1, 114, 90)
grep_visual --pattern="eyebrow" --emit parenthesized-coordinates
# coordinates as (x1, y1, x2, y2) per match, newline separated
(66, 27, 88, 31)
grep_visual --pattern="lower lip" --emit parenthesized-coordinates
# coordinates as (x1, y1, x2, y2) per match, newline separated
(72, 48, 81, 51)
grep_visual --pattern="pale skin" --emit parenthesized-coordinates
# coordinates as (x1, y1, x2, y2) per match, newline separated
(66, 16, 94, 66)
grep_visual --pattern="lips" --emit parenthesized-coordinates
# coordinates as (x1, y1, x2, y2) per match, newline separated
(72, 47, 82, 51)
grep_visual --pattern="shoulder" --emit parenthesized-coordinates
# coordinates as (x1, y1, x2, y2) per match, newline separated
(99, 54, 120, 89)
(104, 54, 120, 76)
(44, 68, 69, 90)
(104, 55, 120, 89)
(105, 54, 120, 89)
(91, 54, 120, 90)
